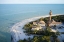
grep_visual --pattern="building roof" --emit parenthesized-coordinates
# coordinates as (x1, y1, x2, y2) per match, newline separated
(39, 21, 45, 24)
(50, 20, 62, 24)
(33, 22, 37, 25)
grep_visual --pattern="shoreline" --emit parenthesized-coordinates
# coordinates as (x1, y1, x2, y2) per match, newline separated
(10, 14, 63, 42)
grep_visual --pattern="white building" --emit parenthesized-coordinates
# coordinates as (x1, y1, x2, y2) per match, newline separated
(31, 20, 45, 30)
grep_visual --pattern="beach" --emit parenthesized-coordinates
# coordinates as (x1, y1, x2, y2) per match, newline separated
(10, 15, 46, 42)
(10, 14, 64, 42)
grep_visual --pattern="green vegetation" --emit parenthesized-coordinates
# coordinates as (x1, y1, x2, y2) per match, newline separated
(43, 17, 49, 23)
(23, 15, 64, 33)
(43, 15, 64, 23)
(52, 15, 64, 22)
(18, 27, 60, 42)
(18, 15, 64, 42)
(23, 22, 33, 34)
(39, 18, 44, 21)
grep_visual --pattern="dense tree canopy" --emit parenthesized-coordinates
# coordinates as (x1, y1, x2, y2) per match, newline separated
(18, 15, 64, 42)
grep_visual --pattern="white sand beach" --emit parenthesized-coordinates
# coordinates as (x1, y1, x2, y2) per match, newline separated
(10, 14, 64, 42)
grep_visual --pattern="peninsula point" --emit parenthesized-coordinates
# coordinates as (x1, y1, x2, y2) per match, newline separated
(11, 10, 64, 42)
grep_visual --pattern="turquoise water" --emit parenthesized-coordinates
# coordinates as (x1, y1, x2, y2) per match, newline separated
(0, 4, 64, 42)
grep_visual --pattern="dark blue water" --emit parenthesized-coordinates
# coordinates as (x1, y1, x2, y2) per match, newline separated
(0, 4, 64, 42)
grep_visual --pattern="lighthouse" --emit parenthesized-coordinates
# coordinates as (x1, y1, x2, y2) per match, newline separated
(49, 10, 52, 22)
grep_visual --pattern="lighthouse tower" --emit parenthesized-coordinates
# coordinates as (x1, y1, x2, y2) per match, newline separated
(49, 10, 52, 22)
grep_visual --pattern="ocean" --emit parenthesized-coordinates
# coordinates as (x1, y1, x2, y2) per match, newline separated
(0, 4, 64, 42)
